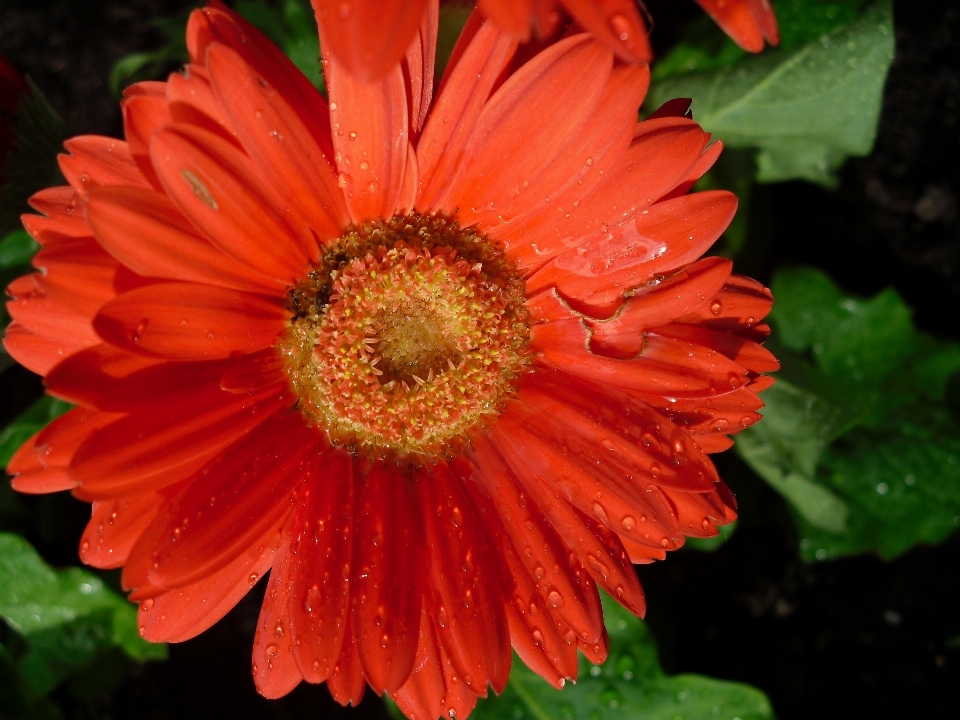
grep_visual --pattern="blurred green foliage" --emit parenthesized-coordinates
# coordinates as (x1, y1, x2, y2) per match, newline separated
(0, 397, 72, 469)
(648, 0, 894, 186)
(737, 267, 960, 560)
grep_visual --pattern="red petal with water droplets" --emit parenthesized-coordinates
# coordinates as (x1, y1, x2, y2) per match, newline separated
(528, 190, 737, 314)
(166, 65, 238, 147)
(59, 137, 150, 196)
(678, 273, 774, 333)
(93, 282, 287, 361)
(150, 124, 311, 283)
(252, 513, 303, 699)
(559, 0, 652, 62)
(479, 62, 647, 236)
(468, 435, 604, 645)
(416, 19, 517, 211)
(652, 322, 780, 374)
(312, 0, 429, 81)
(476, 0, 535, 39)
(80, 492, 161, 569)
(207, 42, 347, 244)
(26, 187, 88, 239)
(404, 0, 438, 137)
(147, 412, 321, 588)
(288, 450, 354, 684)
(588, 257, 733, 357)
(326, 613, 366, 707)
(86, 186, 282, 293)
(46, 345, 221, 411)
(324, 50, 409, 224)
(70, 383, 290, 500)
(2, 322, 88, 375)
(441, 36, 612, 225)
(352, 463, 425, 694)
(137, 529, 280, 643)
(220, 349, 286, 394)
(391, 605, 447, 720)
(418, 462, 511, 695)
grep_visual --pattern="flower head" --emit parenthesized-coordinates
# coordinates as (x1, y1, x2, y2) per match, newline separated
(4, 3, 776, 719)
(314, 0, 778, 80)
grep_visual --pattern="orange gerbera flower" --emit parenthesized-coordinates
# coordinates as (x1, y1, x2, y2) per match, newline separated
(315, 0, 778, 80)
(4, 3, 776, 719)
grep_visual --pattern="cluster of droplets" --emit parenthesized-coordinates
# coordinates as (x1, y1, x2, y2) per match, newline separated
(281, 213, 531, 459)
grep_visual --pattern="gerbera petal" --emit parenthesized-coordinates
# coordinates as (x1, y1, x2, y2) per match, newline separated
(69, 382, 290, 500)
(166, 64, 238, 146)
(325, 54, 409, 224)
(476, 0, 535, 39)
(677, 273, 774, 334)
(79, 491, 162, 569)
(187, 4, 336, 163)
(137, 529, 281, 643)
(122, 92, 171, 188)
(694, 0, 779, 53)
(7, 430, 78, 494)
(287, 450, 354, 684)
(404, 0, 438, 136)
(92, 282, 288, 361)
(439, 35, 613, 225)
(352, 463, 425, 694)
(506, 119, 713, 275)
(587, 257, 733, 357)
(85, 185, 284, 293)
(651, 322, 780, 374)
(145, 412, 321, 589)
(417, 462, 511, 695)
(311, 0, 430, 81)
(219, 349, 286, 393)
(58, 136, 150, 195)
(468, 435, 604, 645)
(25, 187, 88, 239)
(252, 514, 304, 699)
(558, 0, 653, 63)
(416, 19, 518, 211)
(326, 613, 366, 707)
(527, 190, 738, 314)
(150, 124, 312, 282)
(2, 322, 90, 375)
(206, 42, 347, 243)
(641, 386, 765, 438)
(475, 62, 648, 234)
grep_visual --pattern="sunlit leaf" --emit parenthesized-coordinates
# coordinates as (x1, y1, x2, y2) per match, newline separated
(0, 533, 165, 700)
(648, 0, 894, 186)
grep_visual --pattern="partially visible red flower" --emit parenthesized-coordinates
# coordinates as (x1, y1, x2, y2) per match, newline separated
(0, 55, 30, 185)
(313, 0, 778, 80)
(4, 3, 776, 719)
(694, 0, 779, 53)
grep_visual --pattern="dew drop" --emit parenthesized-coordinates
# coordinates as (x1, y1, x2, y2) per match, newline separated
(547, 589, 564, 608)
(621, 515, 636, 531)
(249, 573, 259, 586)
(266, 643, 279, 657)
(609, 13, 634, 47)
(140, 598, 155, 611)
(710, 300, 722, 315)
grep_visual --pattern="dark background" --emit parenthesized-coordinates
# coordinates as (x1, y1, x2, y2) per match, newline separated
(1, 0, 958, 717)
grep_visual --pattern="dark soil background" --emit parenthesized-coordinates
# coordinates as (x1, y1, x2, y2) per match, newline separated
(1, 0, 958, 718)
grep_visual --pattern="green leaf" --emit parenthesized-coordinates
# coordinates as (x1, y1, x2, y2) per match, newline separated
(684, 520, 738, 552)
(647, 0, 894, 186)
(0, 533, 165, 699)
(737, 266, 960, 559)
(0, 397, 72, 469)
(0, 230, 38, 270)
(471, 594, 774, 720)
(237, 0, 323, 90)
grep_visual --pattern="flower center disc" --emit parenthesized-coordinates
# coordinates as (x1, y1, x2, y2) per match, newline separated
(281, 213, 531, 460)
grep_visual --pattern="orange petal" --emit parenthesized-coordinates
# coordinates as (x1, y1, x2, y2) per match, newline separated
(326, 611, 366, 706)
(651, 322, 780, 374)
(311, 0, 430, 81)
(417, 462, 511, 695)
(325, 50, 409, 224)
(206, 42, 347, 244)
(70, 383, 290, 500)
(92, 282, 288, 361)
(146, 412, 321, 588)
(58, 137, 151, 196)
(2, 321, 89, 375)
(86, 186, 284, 294)
(416, 18, 518, 211)
(80, 492, 162, 569)
(440, 35, 613, 225)
(122, 93, 171, 189)
(559, 0, 653, 63)
(26, 187, 88, 240)
(352, 463, 425, 694)
(288, 450, 355, 684)
(694, 0, 779, 53)
(137, 528, 281, 643)
(150, 124, 312, 283)
(252, 513, 304, 699)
